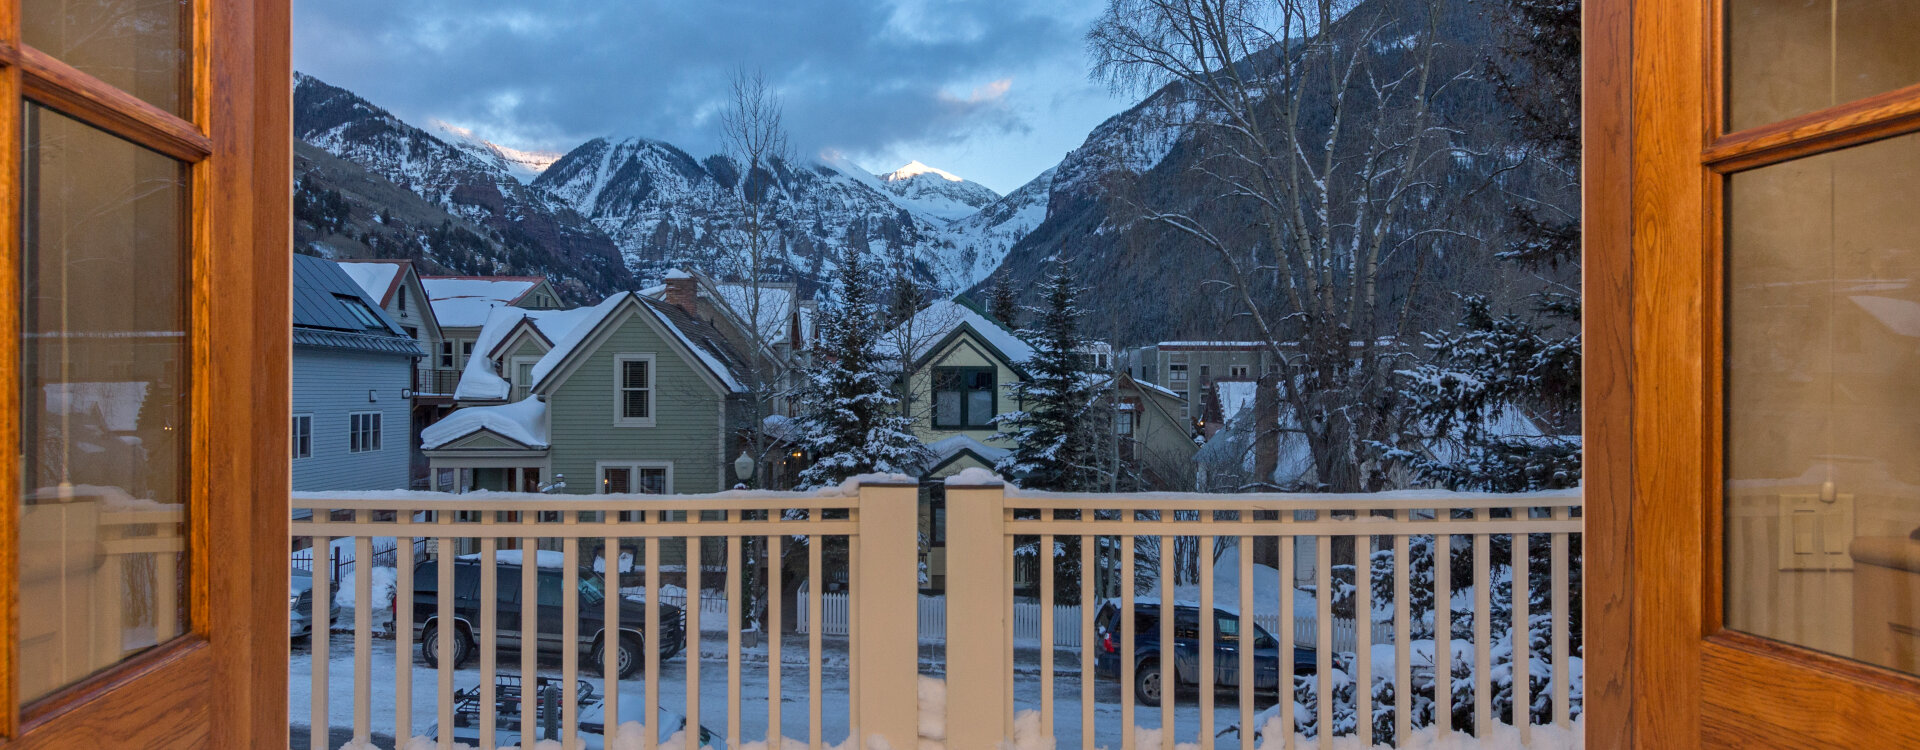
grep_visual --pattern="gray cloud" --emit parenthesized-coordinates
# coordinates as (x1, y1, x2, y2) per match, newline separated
(293, 0, 1126, 190)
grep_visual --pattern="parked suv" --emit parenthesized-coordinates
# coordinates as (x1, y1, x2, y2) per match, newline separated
(1093, 600, 1317, 706)
(409, 557, 684, 678)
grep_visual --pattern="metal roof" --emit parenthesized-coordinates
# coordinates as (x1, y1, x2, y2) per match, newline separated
(292, 254, 422, 357)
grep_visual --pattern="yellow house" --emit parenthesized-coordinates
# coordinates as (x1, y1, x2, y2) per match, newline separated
(880, 298, 1034, 480)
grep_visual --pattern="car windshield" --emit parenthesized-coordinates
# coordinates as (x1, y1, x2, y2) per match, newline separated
(579, 574, 605, 604)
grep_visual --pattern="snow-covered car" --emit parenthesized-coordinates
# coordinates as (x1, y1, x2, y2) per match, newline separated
(426, 675, 718, 749)
(291, 569, 340, 639)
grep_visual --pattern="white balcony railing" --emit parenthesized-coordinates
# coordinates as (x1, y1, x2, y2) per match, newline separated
(290, 478, 1582, 749)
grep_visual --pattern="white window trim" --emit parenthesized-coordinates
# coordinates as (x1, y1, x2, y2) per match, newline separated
(613, 353, 657, 427)
(509, 354, 540, 401)
(596, 460, 674, 494)
(348, 411, 383, 453)
(292, 413, 313, 459)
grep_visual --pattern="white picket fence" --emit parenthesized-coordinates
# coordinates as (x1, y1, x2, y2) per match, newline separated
(796, 592, 1391, 653)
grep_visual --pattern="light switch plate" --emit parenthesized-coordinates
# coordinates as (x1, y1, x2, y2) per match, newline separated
(1777, 493, 1855, 571)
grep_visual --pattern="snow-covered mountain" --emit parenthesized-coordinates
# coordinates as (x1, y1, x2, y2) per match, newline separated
(873, 161, 1001, 222)
(430, 120, 563, 184)
(940, 167, 1054, 291)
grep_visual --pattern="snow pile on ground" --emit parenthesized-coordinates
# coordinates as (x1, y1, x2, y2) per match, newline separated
(457, 549, 570, 568)
(332, 566, 397, 629)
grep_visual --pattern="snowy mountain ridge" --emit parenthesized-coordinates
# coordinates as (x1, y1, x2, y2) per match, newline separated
(430, 120, 563, 184)
(870, 160, 1002, 223)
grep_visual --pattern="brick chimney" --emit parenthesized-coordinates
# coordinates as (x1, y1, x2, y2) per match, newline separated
(663, 269, 697, 315)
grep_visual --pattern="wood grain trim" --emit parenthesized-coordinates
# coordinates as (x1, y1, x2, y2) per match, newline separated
(0, 8, 18, 739)
(1702, 634, 1920, 747)
(10, 641, 210, 750)
(1705, 82, 1920, 172)
(1629, 0, 1710, 745)
(1580, 0, 1635, 745)
(17, 45, 211, 163)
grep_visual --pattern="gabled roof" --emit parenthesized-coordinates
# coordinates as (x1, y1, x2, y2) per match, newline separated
(453, 304, 604, 401)
(528, 292, 751, 397)
(712, 281, 800, 348)
(291, 254, 422, 357)
(421, 275, 551, 328)
(335, 259, 408, 306)
(880, 298, 1035, 370)
(421, 397, 548, 450)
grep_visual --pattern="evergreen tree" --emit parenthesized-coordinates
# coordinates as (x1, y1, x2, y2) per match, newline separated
(1400, 0, 1582, 492)
(985, 273, 1020, 329)
(993, 258, 1104, 491)
(793, 248, 930, 489)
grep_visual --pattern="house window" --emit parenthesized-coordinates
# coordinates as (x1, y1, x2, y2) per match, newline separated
(1116, 408, 1135, 436)
(439, 341, 455, 369)
(1169, 361, 1189, 383)
(292, 415, 312, 459)
(336, 294, 384, 329)
(1174, 390, 1189, 418)
(1199, 364, 1211, 380)
(1231, 365, 1249, 378)
(397, 288, 407, 312)
(461, 340, 475, 363)
(511, 357, 537, 401)
(615, 354, 656, 426)
(348, 412, 382, 453)
(933, 367, 996, 429)
(601, 464, 671, 494)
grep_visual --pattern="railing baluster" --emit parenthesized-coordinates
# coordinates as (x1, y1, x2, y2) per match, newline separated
(1237, 511, 1253, 750)
(436, 512, 455, 750)
(848, 521, 861, 745)
(604, 512, 621, 747)
(563, 515, 581, 750)
(809, 532, 823, 750)
(1435, 521, 1452, 737)
(396, 515, 415, 745)
(644, 511, 661, 750)
(1198, 517, 1215, 744)
(727, 523, 744, 749)
(1041, 530, 1056, 739)
(1551, 506, 1571, 728)
(354, 516, 372, 747)
(1473, 530, 1490, 738)
(521, 516, 538, 747)
(1120, 515, 1135, 750)
(769, 530, 783, 746)
(312, 532, 330, 750)
(1279, 530, 1295, 750)
(1393, 520, 1411, 747)
(479, 514, 498, 750)
(1357, 528, 1372, 748)
(1315, 532, 1332, 745)
(1159, 516, 1175, 750)
(687, 514, 703, 748)
(1081, 513, 1097, 750)
(1513, 521, 1531, 743)
(1005, 521, 1017, 742)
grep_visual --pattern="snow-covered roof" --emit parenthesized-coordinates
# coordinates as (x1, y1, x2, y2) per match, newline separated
(44, 381, 149, 432)
(334, 261, 403, 306)
(421, 276, 544, 328)
(1215, 380, 1258, 420)
(453, 304, 604, 401)
(527, 293, 748, 395)
(713, 282, 797, 347)
(880, 299, 1034, 366)
(421, 397, 549, 450)
(1128, 377, 1183, 400)
(927, 434, 1010, 465)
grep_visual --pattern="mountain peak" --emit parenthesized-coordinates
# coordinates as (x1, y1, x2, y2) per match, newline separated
(881, 160, 964, 183)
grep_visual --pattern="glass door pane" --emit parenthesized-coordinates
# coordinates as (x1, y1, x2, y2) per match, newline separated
(18, 103, 190, 703)
(1725, 0, 1920, 132)
(1725, 130, 1920, 673)
(21, 0, 192, 117)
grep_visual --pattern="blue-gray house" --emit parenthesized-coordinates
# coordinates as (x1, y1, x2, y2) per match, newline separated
(291, 254, 423, 494)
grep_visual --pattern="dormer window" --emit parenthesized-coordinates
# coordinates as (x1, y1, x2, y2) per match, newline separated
(933, 367, 996, 429)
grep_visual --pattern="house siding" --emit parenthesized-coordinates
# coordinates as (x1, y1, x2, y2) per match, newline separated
(546, 307, 728, 495)
(906, 332, 1022, 447)
(292, 347, 415, 491)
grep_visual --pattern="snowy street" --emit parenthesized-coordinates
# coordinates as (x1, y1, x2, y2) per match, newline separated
(291, 631, 1288, 749)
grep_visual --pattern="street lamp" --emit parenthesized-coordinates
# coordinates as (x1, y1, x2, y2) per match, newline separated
(733, 451, 755, 486)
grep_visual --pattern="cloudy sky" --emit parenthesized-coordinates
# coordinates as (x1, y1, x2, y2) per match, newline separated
(293, 0, 1140, 194)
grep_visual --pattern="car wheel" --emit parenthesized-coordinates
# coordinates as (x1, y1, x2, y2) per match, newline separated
(1136, 658, 1164, 707)
(421, 624, 473, 669)
(593, 633, 645, 679)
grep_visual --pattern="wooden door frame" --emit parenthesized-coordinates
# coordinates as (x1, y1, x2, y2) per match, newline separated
(0, 0, 289, 746)
(1586, 0, 1920, 746)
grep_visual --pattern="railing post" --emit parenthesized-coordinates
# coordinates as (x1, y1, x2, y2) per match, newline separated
(944, 474, 1010, 748)
(854, 479, 924, 749)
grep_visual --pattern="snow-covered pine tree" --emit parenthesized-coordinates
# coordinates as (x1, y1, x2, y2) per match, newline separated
(793, 248, 931, 489)
(993, 257, 1103, 491)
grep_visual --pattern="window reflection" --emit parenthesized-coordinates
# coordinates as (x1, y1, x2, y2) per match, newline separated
(22, 0, 191, 117)
(19, 104, 189, 703)
(1726, 0, 1920, 131)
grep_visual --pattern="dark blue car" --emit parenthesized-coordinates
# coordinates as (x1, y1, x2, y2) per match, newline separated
(1093, 600, 1318, 706)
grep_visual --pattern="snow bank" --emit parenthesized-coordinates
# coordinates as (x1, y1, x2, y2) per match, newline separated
(457, 549, 569, 569)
